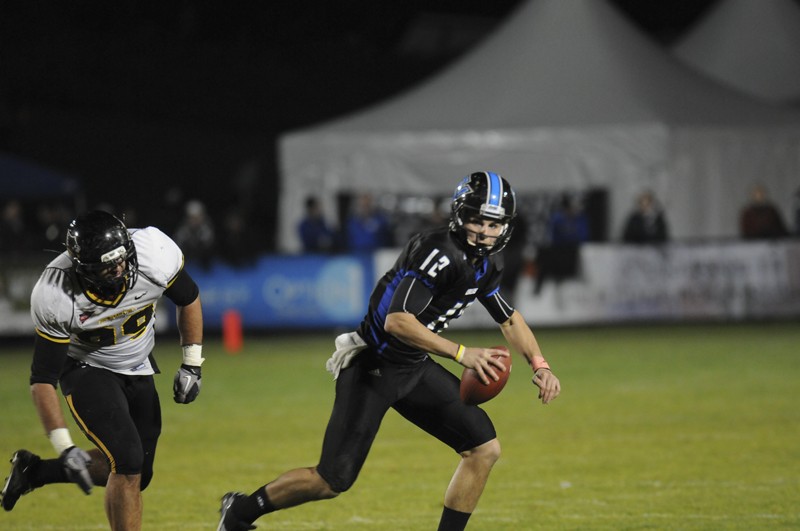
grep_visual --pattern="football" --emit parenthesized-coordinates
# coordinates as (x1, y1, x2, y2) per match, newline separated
(460, 345, 512, 405)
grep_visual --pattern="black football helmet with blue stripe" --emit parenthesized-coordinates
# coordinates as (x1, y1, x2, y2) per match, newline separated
(449, 171, 517, 258)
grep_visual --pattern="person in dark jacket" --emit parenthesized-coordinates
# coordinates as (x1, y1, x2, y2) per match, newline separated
(622, 190, 669, 244)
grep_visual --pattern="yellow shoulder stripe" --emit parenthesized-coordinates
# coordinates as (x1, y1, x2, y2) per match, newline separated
(165, 256, 185, 288)
(35, 328, 70, 344)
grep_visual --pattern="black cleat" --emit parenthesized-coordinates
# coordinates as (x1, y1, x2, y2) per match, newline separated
(217, 492, 256, 531)
(1, 450, 40, 512)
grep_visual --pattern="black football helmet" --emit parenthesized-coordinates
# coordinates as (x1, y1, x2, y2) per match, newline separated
(449, 171, 517, 258)
(65, 210, 138, 300)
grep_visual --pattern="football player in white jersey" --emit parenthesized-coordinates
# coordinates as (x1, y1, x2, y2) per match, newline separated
(1, 210, 204, 531)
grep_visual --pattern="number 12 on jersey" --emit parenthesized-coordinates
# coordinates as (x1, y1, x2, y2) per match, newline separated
(419, 248, 450, 278)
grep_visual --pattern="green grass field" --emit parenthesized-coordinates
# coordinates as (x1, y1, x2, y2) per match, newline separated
(1, 323, 798, 530)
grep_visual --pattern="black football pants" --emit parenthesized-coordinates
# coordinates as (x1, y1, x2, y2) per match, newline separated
(59, 360, 162, 489)
(316, 352, 496, 493)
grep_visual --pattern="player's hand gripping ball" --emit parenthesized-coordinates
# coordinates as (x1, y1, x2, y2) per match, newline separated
(460, 345, 512, 405)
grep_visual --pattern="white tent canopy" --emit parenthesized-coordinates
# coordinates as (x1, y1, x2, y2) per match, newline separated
(672, 0, 800, 104)
(278, 0, 800, 252)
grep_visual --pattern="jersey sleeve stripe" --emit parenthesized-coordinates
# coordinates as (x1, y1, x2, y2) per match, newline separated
(401, 278, 416, 311)
(165, 257, 185, 288)
(492, 292, 514, 320)
(400, 277, 433, 314)
(35, 328, 70, 343)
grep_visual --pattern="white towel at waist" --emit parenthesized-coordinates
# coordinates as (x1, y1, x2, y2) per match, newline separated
(325, 331, 367, 379)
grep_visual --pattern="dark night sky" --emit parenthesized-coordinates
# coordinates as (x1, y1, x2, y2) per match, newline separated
(1, 0, 722, 133)
(0, 0, 758, 248)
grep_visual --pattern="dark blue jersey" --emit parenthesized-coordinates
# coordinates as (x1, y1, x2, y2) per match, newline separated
(358, 227, 515, 364)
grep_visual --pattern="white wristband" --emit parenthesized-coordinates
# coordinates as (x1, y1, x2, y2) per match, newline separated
(48, 428, 74, 455)
(182, 344, 205, 366)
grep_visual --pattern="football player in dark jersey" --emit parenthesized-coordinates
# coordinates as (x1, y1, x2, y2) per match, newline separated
(1, 210, 204, 531)
(217, 172, 560, 531)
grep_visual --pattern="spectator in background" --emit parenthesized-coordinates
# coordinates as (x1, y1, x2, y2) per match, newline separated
(158, 186, 185, 236)
(173, 199, 216, 268)
(345, 193, 392, 253)
(219, 210, 255, 267)
(499, 211, 527, 305)
(534, 194, 589, 295)
(549, 194, 590, 246)
(622, 190, 669, 244)
(34, 202, 74, 251)
(739, 184, 788, 240)
(298, 196, 337, 253)
(0, 200, 29, 256)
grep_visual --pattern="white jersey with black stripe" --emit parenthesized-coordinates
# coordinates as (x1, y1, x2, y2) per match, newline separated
(30, 226, 184, 375)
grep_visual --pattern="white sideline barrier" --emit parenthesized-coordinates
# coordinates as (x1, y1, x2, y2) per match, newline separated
(377, 240, 800, 329)
(2, 241, 798, 336)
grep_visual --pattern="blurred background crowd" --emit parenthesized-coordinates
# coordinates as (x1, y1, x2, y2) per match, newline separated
(2, 0, 800, 276)
(2, 181, 798, 272)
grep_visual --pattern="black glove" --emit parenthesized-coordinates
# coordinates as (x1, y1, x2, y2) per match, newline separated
(59, 446, 93, 495)
(173, 364, 201, 403)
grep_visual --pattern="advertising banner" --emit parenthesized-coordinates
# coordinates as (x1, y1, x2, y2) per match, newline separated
(185, 254, 373, 329)
(1, 242, 797, 335)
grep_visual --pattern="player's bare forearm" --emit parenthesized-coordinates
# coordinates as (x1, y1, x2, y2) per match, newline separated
(176, 295, 203, 346)
(499, 311, 544, 364)
(500, 311, 561, 404)
(384, 311, 461, 359)
(30, 382, 68, 434)
(384, 311, 508, 383)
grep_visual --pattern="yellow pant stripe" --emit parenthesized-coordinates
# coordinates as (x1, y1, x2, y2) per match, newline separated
(65, 394, 117, 473)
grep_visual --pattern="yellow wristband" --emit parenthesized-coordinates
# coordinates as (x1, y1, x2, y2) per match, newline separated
(455, 344, 466, 364)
